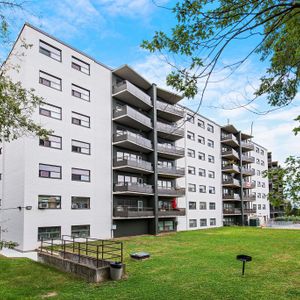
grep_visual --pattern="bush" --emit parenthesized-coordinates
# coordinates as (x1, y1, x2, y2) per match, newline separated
(275, 216, 300, 222)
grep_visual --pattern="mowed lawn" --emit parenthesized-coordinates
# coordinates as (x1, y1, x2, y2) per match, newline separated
(0, 227, 300, 300)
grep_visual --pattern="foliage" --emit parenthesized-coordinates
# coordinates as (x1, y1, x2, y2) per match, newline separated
(275, 216, 300, 222)
(142, 1, 300, 130)
(0, 240, 19, 249)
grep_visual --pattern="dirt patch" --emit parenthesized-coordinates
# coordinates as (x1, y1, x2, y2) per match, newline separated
(41, 292, 58, 298)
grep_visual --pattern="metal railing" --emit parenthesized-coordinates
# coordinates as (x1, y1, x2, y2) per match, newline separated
(221, 134, 238, 144)
(222, 178, 240, 186)
(113, 131, 152, 149)
(241, 142, 254, 150)
(39, 235, 123, 267)
(156, 100, 184, 117)
(157, 165, 185, 176)
(223, 193, 241, 200)
(114, 182, 153, 194)
(157, 121, 184, 136)
(113, 206, 154, 218)
(241, 167, 255, 176)
(221, 148, 239, 157)
(157, 143, 185, 156)
(223, 208, 242, 215)
(241, 155, 255, 163)
(222, 164, 240, 173)
(158, 208, 186, 216)
(157, 187, 185, 196)
(113, 158, 153, 172)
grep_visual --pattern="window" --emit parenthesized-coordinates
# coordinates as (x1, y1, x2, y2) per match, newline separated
(200, 219, 207, 227)
(199, 202, 207, 210)
(72, 84, 90, 101)
(257, 170, 261, 176)
(198, 152, 205, 160)
(257, 193, 261, 198)
(208, 171, 215, 178)
(209, 202, 216, 210)
(207, 124, 214, 133)
(257, 181, 261, 187)
(187, 131, 195, 140)
(261, 160, 265, 166)
(71, 168, 90, 182)
(39, 71, 61, 90)
(38, 226, 61, 241)
(262, 204, 266, 210)
(186, 113, 194, 123)
(262, 182, 265, 188)
(198, 135, 205, 144)
(187, 148, 195, 158)
(39, 164, 61, 179)
(261, 149, 265, 155)
(262, 193, 266, 199)
(198, 119, 205, 128)
(208, 155, 215, 163)
(253, 204, 257, 210)
(189, 219, 197, 228)
(256, 147, 259, 153)
(71, 56, 90, 75)
(71, 140, 91, 155)
(188, 183, 196, 192)
(207, 139, 214, 148)
(209, 186, 215, 194)
(71, 225, 90, 238)
(39, 135, 62, 149)
(71, 197, 90, 209)
(198, 168, 206, 177)
(39, 102, 62, 120)
(38, 195, 61, 209)
(189, 202, 196, 210)
(258, 204, 261, 210)
(210, 218, 216, 226)
(72, 111, 90, 128)
(199, 185, 206, 193)
(188, 166, 196, 175)
(256, 158, 260, 164)
(39, 40, 61, 61)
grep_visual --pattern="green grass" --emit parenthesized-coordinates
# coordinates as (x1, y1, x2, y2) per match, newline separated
(0, 227, 300, 300)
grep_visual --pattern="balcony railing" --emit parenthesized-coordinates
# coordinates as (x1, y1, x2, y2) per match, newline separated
(221, 148, 239, 158)
(113, 105, 152, 129)
(243, 194, 256, 201)
(244, 208, 256, 214)
(156, 100, 184, 118)
(113, 206, 154, 218)
(114, 182, 153, 194)
(221, 134, 239, 145)
(157, 165, 185, 177)
(157, 143, 185, 157)
(157, 187, 185, 197)
(157, 121, 184, 137)
(242, 182, 256, 189)
(222, 178, 240, 187)
(222, 164, 240, 173)
(113, 131, 152, 150)
(241, 141, 254, 150)
(112, 80, 152, 109)
(113, 158, 153, 172)
(158, 208, 186, 216)
(223, 194, 241, 200)
(241, 155, 255, 163)
(223, 208, 242, 215)
(241, 167, 255, 176)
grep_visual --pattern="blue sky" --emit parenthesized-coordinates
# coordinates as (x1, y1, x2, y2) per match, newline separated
(3, 0, 300, 163)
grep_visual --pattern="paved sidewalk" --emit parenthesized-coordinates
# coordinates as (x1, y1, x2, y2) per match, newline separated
(0, 248, 38, 261)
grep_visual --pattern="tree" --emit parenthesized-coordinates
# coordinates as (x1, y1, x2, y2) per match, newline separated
(142, 0, 300, 131)
(0, 1, 50, 142)
(264, 156, 300, 207)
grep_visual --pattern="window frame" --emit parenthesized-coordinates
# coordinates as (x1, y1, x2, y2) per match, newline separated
(71, 56, 90, 75)
(39, 40, 62, 62)
(39, 71, 62, 91)
(71, 139, 91, 155)
(39, 163, 62, 179)
(71, 168, 91, 182)
(39, 134, 62, 150)
(71, 111, 91, 128)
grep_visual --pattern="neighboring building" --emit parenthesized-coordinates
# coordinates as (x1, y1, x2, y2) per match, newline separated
(0, 24, 271, 251)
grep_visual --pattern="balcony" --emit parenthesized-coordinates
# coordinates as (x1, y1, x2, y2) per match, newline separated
(222, 178, 240, 187)
(157, 121, 184, 141)
(222, 163, 240, 173)
(221, 148, 239, 160)
(113, 131, 153, 153)
(113, 206, 154, 218)
(241, 155, 255, 164)
(223, 193, 241, 201)
(242, 182, 256, 189)
(113, 182, 153, 195)
(113, 158, 153, 174)
(241, 141, 254, 151)
(241, 167, 255, 176)
(113, 106, 152, 131)
(158, 165, 185, 178)
(157, 187, 185, 197)
(243, 194, 256, 201)
(158, 208, 186, 217)
(156, 100, 184, 122)
(157, 143, 185, 159)
(223, 208, 242, 215)
(112, 80, 152, 110)
(221, 134, 239, 147)
(244, 208, 256, 214)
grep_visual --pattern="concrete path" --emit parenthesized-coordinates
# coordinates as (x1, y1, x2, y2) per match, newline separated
(0, 248, 38, 261)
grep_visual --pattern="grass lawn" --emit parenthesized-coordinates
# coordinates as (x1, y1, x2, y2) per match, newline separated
(0, 227, 300, 300)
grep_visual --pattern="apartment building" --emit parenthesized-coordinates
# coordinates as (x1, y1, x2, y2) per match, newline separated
(0, 24, 270, 251)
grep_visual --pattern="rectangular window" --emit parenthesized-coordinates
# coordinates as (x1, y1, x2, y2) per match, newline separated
(71, 225, 90, 238)
(186, 113, 194, 123)
(257, 193, 261, 198)
(39, 71, 61, 90)
(188, 183, 196, 192)
(208, 155, 215, 163)
(198, 152, 205, 160)
(72, 84, 90, 101)
(188, 166, 196, 175)
(261, 161, 265, 166)
(199, 202, 207, 210)
(256, 158, 260, 164)
(262, 204, 266, 210)
(187, 131, 195, 140)
(72, 111, 90, 128)
(198, 135, 205, 144)
(39, 164, 61, 179)
(71, 168, 90, 182)
(262, 193, 266, 199)
(199, 185, 206, 193)
(210, 218, 216, 226)
(71, 196, 90, 209)
(207, 139, 214, 148)
(39, 102, 62, 120)
(38, 226, 61, 241)
(198, 119, 205, 128)
(256, 147, 259, 153)
(189, 219, 197, 228)
(199, 168, 206, 177)
(207, 124, 214, 133)
(71, 140, 91, 155)
(258, 204, 261, 210)
(209, 186, 216, 194)
(209, 202, 216, 210)
(187, 148, 195, 158)
(189, 202, 196, 210)
(200, 219, 207, 227)
(253, 204, 257, 210)
(39, 40, 61, 61)
(208, 171, 215, 178)
(71, 56, 90, 75)
(262, 182, 265, 188)
(261, 149, 265, 155)
(39, 135, 62, 149)
(38, 195, 61, 209)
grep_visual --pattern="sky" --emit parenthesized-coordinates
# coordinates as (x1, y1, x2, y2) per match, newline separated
(2, 0, 300, 164)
